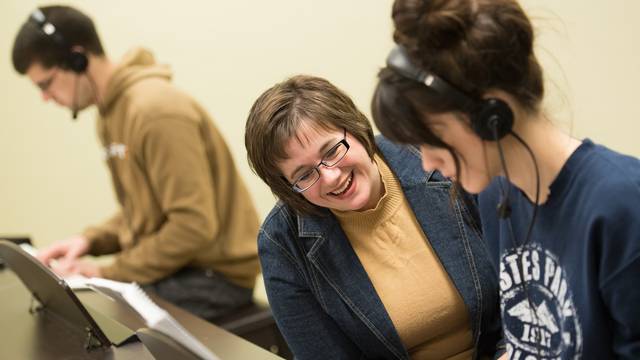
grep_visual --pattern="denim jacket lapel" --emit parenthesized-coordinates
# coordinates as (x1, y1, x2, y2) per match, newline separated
(298, 211, 409, 359)
(377, 137, 483, 343)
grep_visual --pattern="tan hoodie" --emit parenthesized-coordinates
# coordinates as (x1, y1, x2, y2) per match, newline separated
(82, 48, 260, 288)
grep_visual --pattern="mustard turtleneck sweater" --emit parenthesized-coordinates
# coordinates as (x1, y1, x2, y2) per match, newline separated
(333, 155, 474, 360)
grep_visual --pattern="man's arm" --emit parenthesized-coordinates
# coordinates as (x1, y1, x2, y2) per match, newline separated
(82, 211, 124, 255)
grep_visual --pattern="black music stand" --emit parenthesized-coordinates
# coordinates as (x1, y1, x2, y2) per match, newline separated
(0, 240, 134, 351)
(0, 236, 31, 268)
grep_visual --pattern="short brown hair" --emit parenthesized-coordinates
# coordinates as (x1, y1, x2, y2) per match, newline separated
(12, 6, 105, 74)
(246, 75, 376, 215)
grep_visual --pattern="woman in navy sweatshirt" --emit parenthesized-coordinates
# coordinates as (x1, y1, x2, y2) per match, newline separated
(372, 0, 640, 359)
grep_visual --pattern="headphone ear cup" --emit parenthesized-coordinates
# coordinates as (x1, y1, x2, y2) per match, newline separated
(471, 98, 514, 141)
(68, 50, 88, 73)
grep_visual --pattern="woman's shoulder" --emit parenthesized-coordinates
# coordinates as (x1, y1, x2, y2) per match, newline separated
(257, 202, 303, 263)
(259, 202, 331, 245)
(591, 143, 640, 183)
(575, 141, 640, 201)
(375, 135, 421, 161)
(374, 135, 449, 184)
(261, 201, 297, 237)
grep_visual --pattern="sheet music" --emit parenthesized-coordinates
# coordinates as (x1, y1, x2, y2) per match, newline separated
(85, 278, 219, 360)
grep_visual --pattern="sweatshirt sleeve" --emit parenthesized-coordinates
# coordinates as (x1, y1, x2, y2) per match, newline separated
(82, 211, 124, 255)
(599, 193, 640, 359)
(100, 116, 218, 283)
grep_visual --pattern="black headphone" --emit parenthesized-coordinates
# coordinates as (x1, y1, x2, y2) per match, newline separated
(29, 8, 88, 74)
(385, 46, 513, 141)
(386, 45, 516, 218)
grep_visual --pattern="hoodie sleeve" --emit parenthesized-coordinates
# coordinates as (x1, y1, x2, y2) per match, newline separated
(82, 211, 124, 255)
(100, 115, 218, 283)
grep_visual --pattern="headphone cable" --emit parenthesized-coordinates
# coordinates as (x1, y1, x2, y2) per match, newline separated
(493, 123, 512, 218)
(509, 130, 540, 247)
(493, 127, 543, 357)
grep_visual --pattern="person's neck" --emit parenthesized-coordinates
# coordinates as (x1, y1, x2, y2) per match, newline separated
(85, 55, 116, 109)
(499, 113, 581, 204)
(361, 155, 385, 211)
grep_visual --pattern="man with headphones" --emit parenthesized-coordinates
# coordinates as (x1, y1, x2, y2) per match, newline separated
(11, 5, 261, 323)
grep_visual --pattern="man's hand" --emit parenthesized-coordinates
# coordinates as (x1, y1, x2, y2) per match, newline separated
(51, 258, 102, 278)
(36, 235, 90, 267)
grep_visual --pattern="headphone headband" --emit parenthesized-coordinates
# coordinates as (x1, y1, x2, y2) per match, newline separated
(28, 8, 88, 74)
(385, 45, 513, 141)
(386, 46, 478, 112)
(29, 9, 66, 46)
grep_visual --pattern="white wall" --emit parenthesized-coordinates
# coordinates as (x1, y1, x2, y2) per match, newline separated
(1, 1, 638, 247)
(524, 1, 640, 151)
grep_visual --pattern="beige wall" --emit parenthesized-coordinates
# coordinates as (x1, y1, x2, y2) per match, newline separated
(1, 1, 638, 248)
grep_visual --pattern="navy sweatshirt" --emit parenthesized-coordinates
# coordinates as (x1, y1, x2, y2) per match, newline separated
(479, 139, 640, 359)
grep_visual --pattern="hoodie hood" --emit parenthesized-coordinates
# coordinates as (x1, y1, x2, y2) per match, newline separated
(101, 47, 172, 113)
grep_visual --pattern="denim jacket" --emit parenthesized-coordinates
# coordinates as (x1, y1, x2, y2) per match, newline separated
(259, 136, 502, 359)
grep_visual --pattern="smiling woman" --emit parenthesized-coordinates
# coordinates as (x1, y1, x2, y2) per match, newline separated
(278, 123, 383, 212)
(244, 75, 503, 359)
(286, 127, 350, 194)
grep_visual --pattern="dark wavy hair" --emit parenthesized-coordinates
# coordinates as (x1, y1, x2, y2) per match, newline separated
(372, 0, 544, 148)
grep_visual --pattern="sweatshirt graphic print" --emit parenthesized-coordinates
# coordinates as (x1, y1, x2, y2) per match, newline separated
(480, 139, 640, 359)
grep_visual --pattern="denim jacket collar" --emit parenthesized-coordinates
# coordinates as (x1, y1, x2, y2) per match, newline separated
(293, 137, 483, 358)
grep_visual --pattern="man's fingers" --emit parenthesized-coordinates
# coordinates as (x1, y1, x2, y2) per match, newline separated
(36, 245, 66, 265)
(51, 258, 77, 276)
